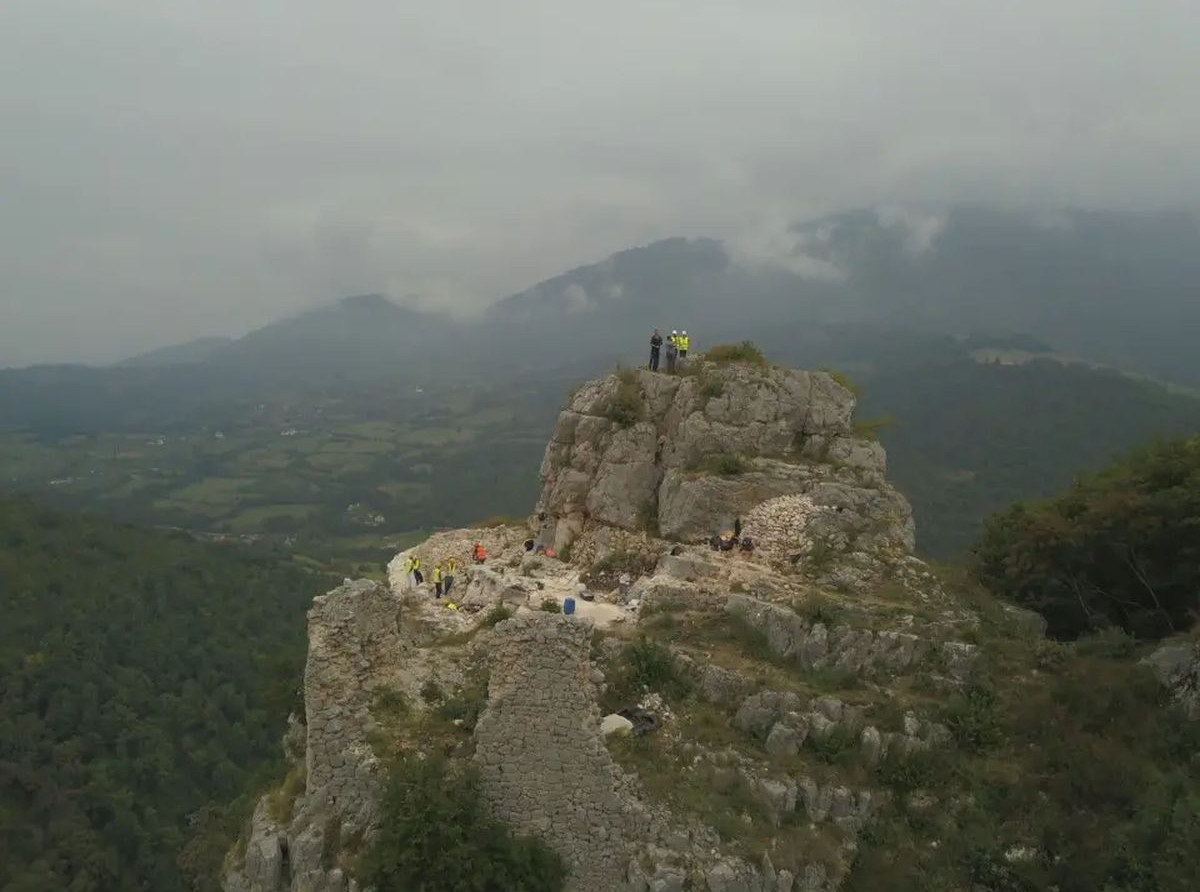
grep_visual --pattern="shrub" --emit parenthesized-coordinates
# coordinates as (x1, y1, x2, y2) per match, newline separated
(605, 636, 692, 707)
(941, 684, 1003, 753)
(266, 763, 307, 824)
(482, 605, 513, 627)
(821, 367, 862, 396)
(601, 372, 645, 428)
(851, 415, 895, 441)
(539, 599, 562, 613)
(690, 452, 747, 476)
(436, 676, 489, 731)
(699, 373, 725, 399)
(419, 679, 445, 705)
(357, 754, 566, 892)
(972, 436, 1200, 639)
(705, 341, 768, 366)
(373, 687, 409, 717)
(585, 549, 655, 583)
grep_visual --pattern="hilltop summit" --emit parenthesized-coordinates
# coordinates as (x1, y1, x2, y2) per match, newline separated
(222, 353, 1199, 892)
(535, 363, 913, 584)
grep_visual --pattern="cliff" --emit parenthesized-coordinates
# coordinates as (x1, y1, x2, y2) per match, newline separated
(222, 357, 1196, 892)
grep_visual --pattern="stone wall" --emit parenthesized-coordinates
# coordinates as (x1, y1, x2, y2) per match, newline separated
(473, 614, 655, 892)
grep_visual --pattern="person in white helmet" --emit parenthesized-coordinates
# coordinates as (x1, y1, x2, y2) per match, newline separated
(679, 330, 690, 361)
(666, 329, 679, 373)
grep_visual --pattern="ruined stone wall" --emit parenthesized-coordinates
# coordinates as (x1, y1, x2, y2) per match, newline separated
(474, 614, 655, 892)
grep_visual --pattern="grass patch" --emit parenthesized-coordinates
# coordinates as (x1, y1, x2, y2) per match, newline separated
(850, 415, 895, 441)
(821, 367, 861, 396)
(265, 762, 307, 824)
(601, 370, 646, 428)
(689, 452, 747, 476)
(476, 515, 525, 529)
(482, 605, 513, 627)
(705, 341, 769, 367)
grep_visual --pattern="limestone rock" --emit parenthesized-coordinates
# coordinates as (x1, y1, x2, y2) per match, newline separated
(1001, 603, 1048, 638)
(602, 713, 636, 736)
(535, 364, 910, 558)
(1142, 643, 1200, 719)
(726, 594, 930, 677)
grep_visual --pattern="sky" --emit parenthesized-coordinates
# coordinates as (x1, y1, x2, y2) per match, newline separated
(2, 0, 1199, 366)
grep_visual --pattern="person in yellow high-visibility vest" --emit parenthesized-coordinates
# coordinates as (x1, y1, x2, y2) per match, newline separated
(433, 563, 444, 598)
(679, 331, 690, 360)
(444, 557, 458, 596)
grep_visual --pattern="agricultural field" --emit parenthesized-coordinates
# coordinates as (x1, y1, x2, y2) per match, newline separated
(0, 377, 557, 575)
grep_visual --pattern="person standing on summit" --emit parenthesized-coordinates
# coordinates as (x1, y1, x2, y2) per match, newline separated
(649, 328, 663, 371)
(666, 330, 679, 374)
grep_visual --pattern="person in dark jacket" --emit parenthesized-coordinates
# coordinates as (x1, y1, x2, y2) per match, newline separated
(649, 329, 663, 371)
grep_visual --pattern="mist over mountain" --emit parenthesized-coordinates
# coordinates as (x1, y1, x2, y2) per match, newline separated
(483, 206, 1200, 385)
(56, 205, 1197, 390)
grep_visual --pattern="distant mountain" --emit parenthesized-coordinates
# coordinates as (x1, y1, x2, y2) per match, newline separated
(484, 206, 1200, 386)
(118, 336, 234, 367)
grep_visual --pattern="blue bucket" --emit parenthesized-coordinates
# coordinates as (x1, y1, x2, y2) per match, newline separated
(563, 597, 576, 615)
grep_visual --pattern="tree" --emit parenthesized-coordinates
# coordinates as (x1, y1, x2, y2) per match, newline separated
(972, 436, 1200, 638)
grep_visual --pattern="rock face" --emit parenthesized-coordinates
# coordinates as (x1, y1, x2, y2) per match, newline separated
(535, 365, 913, 567)
(224, 579, 468, 892)
(726, 594, 935, 678)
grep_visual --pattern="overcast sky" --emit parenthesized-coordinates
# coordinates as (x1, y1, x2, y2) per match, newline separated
(2, 0, 1198, 366)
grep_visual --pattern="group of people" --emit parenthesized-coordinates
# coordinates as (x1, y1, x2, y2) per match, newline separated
(648, 329, 691, 373)
(402, 544, 487, 599)
(709, 517, 754, 554)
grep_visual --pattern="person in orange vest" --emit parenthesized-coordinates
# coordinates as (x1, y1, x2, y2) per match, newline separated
(472, 541, 488, 563)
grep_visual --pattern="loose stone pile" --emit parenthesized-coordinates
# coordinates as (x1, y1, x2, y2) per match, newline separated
(741, 494, 823, 559)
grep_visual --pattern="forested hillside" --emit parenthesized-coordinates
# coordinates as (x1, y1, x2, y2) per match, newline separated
(0, 497, 333, 892)
(862, 358, 1200, 556)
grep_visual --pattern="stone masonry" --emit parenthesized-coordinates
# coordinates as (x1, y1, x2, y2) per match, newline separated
(474, 614, 655, 892)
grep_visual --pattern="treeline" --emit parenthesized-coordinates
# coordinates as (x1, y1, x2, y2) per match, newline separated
(0, 496, 333, 892)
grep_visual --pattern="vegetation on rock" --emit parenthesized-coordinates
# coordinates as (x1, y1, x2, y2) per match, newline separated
(601, 369, 646, 428)
(705, 340, 768, 367)
(973, 436, 1200, 639)
(357, 754, 566, 892)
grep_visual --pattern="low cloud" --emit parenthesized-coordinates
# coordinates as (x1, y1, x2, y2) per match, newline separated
(2, 0, 1199, 364)
(563, 283, 594, 314)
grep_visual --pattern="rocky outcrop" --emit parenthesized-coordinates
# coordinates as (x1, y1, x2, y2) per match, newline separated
(726, 594, 929, 677)
(225, 360, 962, 892)
(535, 365, 911, 566)
(1142, 642, 1200, 719)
